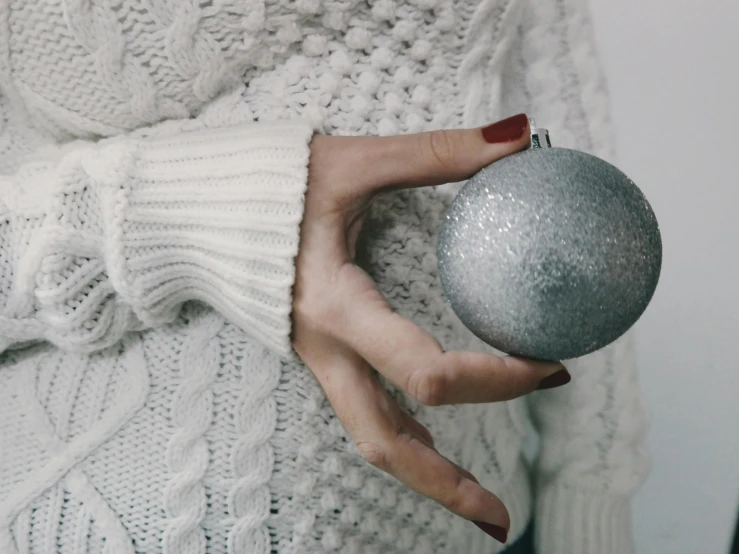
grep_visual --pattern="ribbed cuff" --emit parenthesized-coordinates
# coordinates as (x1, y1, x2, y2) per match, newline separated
(104, 121, 313, 357)
(535, 484, 634, 554)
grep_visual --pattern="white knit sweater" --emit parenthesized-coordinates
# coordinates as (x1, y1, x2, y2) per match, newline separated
(0, 0, 650, 552)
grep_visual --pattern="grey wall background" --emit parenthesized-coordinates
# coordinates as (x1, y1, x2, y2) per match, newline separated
(587, 1, 739, 553)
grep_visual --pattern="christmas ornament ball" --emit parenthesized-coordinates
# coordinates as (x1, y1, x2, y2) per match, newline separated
(437, 134, 662, 361)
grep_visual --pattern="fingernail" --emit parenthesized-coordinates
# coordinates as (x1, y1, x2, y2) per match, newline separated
(481, 113, 529, 144)
(473, 521, 508, 544)
(536, 368, 572, 390)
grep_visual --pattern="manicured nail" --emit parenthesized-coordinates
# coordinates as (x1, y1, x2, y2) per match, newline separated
(536, 368, 572, 390)
(473, 521, 508, 544)
(481, 113, 529, 144)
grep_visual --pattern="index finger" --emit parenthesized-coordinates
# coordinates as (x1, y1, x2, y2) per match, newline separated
(352, 114, 531, 195)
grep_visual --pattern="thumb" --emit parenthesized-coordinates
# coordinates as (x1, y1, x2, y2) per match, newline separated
(360, 113, 531, 194)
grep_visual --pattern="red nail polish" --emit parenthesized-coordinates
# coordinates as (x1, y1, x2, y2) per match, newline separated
(481, 113, 529, 144)
(473, 521, 508, 544)
(536, 368, 572, 390)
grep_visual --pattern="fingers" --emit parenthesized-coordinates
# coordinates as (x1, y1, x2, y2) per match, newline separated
(326, 265, 565, 405)
(399, 410, 435, 447)
(352, 113, 531, 195)
(314, 348, 510, 533)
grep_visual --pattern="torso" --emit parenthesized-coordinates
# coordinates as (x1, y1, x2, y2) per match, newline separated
(0, 1, 533, 551)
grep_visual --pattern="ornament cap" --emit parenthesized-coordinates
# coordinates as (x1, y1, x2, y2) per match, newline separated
(528, 117, 551, 149)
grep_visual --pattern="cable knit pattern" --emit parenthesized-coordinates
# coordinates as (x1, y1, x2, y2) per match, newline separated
(162, 309, 222, 553)
(227, 350, 279, 554)
(0, 0, 649, 552)
(0, 337, 149, 553)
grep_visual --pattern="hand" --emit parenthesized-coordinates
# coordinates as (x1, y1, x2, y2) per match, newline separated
(292, 114, 568, 542)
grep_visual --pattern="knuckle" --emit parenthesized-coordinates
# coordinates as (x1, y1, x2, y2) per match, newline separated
(310, 136, 375, 207)
(356, 441, 390, 471)
(423, 129, 458, 172)
(441, 472, 467, 513)
(407, 368, 447, 406)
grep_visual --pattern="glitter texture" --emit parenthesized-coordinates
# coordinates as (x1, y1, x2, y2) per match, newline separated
(437, 148, 662, 361)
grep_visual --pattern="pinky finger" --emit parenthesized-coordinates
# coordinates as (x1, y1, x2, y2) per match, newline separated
(314, 350, 510, 540)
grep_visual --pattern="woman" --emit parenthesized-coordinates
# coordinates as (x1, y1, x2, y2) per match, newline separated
(0, 0, 649, 552)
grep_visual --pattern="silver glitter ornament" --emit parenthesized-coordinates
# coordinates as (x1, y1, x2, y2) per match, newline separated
(437, 120, 662, 361)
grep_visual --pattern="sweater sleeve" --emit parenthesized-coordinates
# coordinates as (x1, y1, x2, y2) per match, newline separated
(496, 1, 651, 552)
(529, 335, 650, 554)
(0, 95, 313, 357)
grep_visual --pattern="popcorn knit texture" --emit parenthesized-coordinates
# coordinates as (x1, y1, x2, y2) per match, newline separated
(0, 0, 649, 553)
